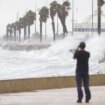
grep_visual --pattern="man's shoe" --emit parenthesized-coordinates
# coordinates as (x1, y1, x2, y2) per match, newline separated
(77, 100, 82, 103)
(85, 97, 91, 103)
(85, 99, 89, 103)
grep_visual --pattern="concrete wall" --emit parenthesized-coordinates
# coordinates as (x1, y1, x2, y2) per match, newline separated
(0, 74, 105, 93)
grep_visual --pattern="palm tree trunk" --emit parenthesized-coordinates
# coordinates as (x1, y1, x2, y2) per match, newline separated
(51, 18, 56, 41)
(6, 29, 9, 40)
(24, 26, 27, 40)
(59, 16, 68, 37)
(19, 28, 21, 42)
(28, 25, 31, 39)
(98, 5, 101, 36)
(14, 29, 16, 41)
(40, 20, 42, 42)
(10, 29, 13, 40)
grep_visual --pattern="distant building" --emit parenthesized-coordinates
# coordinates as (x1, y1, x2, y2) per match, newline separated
(73, 22, 105, 32)
(73, 11, 105, 32)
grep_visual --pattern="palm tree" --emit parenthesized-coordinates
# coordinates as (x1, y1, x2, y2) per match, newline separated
(57, 1, 70, 37)
(39, 6, 49, 41)
(6, 24, 11, 40)
(23, 16, 27, 40)
(9, 24, 13, 40)
(11, 23, 16, 41)
(50, 1, 57, 41)
(19, 17, 25, 41)
(25, 10, 36, 39)
(19, 17, 27, 41)
(15, 21, 21, 41)
(50, 1, 70, 38)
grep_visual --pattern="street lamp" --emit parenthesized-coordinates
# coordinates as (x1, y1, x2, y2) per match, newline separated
(35, 2, 37, 36)
(72, 0, 74, 35)
(92, 0, 93, 36)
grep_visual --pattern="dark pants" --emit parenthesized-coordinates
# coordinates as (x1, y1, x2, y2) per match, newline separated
(76, 72, 91, 101)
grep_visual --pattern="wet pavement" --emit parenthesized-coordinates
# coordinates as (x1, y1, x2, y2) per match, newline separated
(0, 86, 105, 105)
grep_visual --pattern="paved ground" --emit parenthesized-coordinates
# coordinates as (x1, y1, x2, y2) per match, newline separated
(0, 86, 105, 105)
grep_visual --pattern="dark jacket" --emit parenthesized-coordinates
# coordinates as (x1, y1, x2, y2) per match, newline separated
(73, 50, 90, 74)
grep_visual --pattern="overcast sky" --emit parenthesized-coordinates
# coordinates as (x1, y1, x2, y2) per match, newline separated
(0, 0, 105, 37)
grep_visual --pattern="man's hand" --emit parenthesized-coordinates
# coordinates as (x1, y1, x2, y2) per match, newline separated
(69, 49, 77, 53)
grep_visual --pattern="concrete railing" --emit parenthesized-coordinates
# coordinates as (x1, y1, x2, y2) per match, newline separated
(0, 74, 105, 93)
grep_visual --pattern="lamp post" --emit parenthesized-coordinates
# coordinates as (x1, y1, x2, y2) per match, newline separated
(72, 0, 74, 35)
(92, 0, 93, 36)
(35, 2, 37, 36)
(57, 0, 59, 36)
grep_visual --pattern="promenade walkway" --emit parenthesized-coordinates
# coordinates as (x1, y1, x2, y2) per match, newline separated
(0, 86, 105, 105)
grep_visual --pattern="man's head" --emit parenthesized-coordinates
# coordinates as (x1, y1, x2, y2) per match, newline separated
(79, 42, 86, 50)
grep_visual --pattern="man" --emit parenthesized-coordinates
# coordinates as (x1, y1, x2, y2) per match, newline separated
(73, 42, 91, 103)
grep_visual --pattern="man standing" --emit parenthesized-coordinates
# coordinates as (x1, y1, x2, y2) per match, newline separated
(73, 42, 91, 103)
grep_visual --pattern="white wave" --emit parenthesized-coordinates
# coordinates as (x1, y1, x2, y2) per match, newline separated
(0, 33, 105, 80)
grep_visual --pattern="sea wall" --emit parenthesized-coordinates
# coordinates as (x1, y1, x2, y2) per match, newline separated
(0, 74, 105, 93)
(2, 43, 50, 51)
